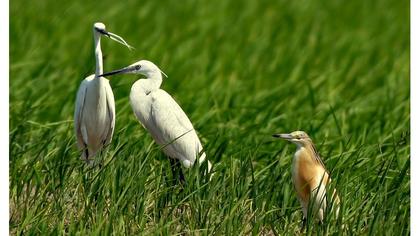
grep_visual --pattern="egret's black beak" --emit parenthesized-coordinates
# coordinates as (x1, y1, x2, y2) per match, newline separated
(99, 66, 135, 77)
(96, 28, 111, 37)
(272, 133, 293, 140)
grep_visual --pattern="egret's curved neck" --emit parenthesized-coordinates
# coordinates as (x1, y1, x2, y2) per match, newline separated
(93, 33, 103, 76)
(146, 71, 163, 90)
(134, 72, 163, 95)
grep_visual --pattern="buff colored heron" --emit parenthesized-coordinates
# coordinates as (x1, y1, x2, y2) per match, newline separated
(273, 131, 340, 227)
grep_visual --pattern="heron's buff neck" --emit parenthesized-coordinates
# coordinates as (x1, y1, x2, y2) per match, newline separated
(94, 33, 103, 76)
(294, 141, 323, 167)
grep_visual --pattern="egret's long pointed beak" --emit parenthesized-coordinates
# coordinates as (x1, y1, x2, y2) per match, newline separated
(97, 29, 134, 50)
(96, 28, 110, 37)
(99, 66, 135, 77)
(272, 133, 293, 140)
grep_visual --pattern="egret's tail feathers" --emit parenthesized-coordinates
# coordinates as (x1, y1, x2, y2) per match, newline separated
(198, 152, 213, 179)
(198, 153, 212, 171)
(206, 160, 213, 173)
(207, 161, 214, 180)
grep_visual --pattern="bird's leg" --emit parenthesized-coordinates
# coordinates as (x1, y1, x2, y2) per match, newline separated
(169, 158, 186, 186)
(169, 158, 178, 186)
(300, 217, 307, 233)
(179, 167, 185, 184)
(83, 148, 94, 166)
(174, 160, 186, 185)
(317, 220, 325, 231)
(98, 143, 106, 169)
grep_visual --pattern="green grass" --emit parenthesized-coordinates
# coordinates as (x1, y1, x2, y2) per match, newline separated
(10, 0, 410, 234)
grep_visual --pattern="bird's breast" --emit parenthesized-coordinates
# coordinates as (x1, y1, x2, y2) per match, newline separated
(292, 148, 325, 200)
(130, 90, 154, 124)
(82, 85, 110, 137)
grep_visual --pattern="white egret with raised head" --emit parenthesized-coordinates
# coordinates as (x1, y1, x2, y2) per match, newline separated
(74, 22, 133, 164)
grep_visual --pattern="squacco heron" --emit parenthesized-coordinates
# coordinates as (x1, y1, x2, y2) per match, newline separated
(273, 131, 340, 225)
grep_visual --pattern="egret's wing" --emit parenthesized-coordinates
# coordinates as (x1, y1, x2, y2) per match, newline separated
(148, 90, 202, 161)
(154, 91, 194, 129)
(74, 79, 89, 149)
(103, 81, 115, 145)
(150, 90, 194, 136)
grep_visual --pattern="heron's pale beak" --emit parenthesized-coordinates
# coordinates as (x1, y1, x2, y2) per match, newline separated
(99, 66, 135, 77)
(272, 133, 293, 140)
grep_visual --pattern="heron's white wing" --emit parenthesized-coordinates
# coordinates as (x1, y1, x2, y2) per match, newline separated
(103, 81, 115, 145)
(74, 78, 90, 149)
(148, 90, 202, 162)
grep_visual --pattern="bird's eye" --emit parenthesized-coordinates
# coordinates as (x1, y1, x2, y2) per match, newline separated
(135, 65, 141, 70)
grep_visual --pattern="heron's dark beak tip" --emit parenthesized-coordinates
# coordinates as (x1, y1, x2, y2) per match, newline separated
(272, 134, 280, 138)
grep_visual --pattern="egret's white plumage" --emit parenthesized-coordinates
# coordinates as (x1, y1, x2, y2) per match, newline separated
(100, 60, 212, 172)
(74, 22, 132, 163)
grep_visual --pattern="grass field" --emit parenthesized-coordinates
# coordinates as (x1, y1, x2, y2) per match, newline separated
(10, 0, 410, 234)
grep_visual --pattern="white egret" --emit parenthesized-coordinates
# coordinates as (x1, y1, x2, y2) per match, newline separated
(74, 22, 133, 164)
(99, 60, 212, 179)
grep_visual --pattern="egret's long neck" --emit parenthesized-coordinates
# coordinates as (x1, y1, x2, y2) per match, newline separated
(132, 71, 163, 95)
(145, 71, 163, 91)
(94, 33, 103, 76)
